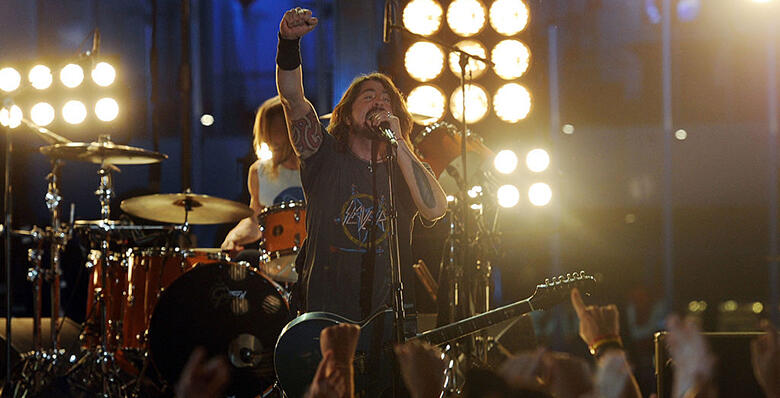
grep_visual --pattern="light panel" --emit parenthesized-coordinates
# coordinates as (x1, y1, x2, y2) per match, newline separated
(493, 83, 531, 122)
(497, 184, 520, 208)
(447, 0, 487, 37)
(450, 83, 489, 124)
(448, 40, 488, 79)
(528, 182, 552, 206)
(407, 85, 446, 125)
(494, 149, 518, 174)
(31, 102, 55, 126)
(492, 39, 531, 80)
(489, 0, 530, 36)
(526, 148, 549, 172)
(60, 64, 84, 88)
(28, 65, 53, 90)
(63, 100, 87, 124)
(91, 62, 116, 87)
(405, 41, 445, 82)
(403, 0, 443, 36)
(95, 98, 119, 122)
(0, 67, 21, 92)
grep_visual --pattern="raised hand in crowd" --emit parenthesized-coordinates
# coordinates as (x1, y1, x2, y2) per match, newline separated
(175, 347, 230, 398)
(279, 6, 318, 40)
(394, 340, 446, 398)
(308, 323, 360, 398)
(751, 319, 780, 398)
(665, 315, 716, 398)
(499, 348, 593, 398)
(594, 350, 636, 398)
(570, 288, 642, 398)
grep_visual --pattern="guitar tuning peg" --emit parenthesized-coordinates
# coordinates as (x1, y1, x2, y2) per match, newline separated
(544, 278, 550, 286)
(565, 273, 572, 281)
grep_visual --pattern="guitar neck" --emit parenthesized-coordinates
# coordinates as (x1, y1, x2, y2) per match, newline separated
(415, 298, 534, 346)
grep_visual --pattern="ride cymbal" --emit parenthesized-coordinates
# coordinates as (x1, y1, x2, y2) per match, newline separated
(120, 193, 253, 225)
(40, 141, 167, 165)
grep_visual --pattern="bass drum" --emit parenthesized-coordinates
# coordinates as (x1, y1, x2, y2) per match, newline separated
(149, 262, 290, 398)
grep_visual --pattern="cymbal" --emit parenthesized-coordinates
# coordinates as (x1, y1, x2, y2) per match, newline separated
(40, 141, 167, 165)
(319, 112, 438, 124)
(120, 193, 253, 225)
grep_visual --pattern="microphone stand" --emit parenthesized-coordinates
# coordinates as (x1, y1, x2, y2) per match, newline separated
(3, 121, 13, 384)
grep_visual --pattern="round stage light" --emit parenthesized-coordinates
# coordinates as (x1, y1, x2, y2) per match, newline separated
(29, 65, 53, 90)
(450, 84, 489, 124)
(63, 100, 87, 124)
(95, 98, 119, 122)
(489, 0, 529, 36)
(403, 0, 443, 36)
(491, 39, 531, 80)
(494, 83, 531, 122)
(60, 64, 84, 88)
(494, 149, 518, 174)
(0, 67, 21, 92)
(256, 142, 273, 161)
(91, 62, 116, 87)
(526, 148, 550, 172)
(200, 114, 215, 126)
(497, 184, 520, 208)
(31, 102, 55, 126)
(407, 85, 446, 125)
(447, 0, 487, 37)
(448, 40, 488, 79)
(1, 105, 23, 129)
(528, 182, 552, 206)
(405, 41, 444, 82)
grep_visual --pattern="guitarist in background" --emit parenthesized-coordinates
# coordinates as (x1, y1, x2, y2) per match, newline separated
(275, 7, 447, 322)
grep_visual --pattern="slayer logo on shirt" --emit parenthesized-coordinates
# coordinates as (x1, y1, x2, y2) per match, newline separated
(338, 186, 387, 249)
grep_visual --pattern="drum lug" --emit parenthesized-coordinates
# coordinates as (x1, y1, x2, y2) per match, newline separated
(294, 211, 301, 222)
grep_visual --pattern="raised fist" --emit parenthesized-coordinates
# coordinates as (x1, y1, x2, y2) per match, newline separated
(280, 7, 318, 40)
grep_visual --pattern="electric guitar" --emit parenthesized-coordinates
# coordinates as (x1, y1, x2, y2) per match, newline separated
(274, 271, 596, 398)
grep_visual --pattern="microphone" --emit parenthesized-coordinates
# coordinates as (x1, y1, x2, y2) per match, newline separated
(366, 109, 398, 146)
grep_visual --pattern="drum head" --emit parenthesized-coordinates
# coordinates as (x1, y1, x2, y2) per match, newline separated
(149, 262, 290, 398)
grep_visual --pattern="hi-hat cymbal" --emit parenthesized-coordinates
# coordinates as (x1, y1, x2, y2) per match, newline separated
(120, 193, 253, 225)
(40, 141, 167, 165)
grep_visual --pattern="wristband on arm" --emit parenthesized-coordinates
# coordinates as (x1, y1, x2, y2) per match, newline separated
(589, 335, 624, 359)
(277, 33, 301, 70)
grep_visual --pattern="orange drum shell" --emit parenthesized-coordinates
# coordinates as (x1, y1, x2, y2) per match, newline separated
(414, 123, 493, 178)
(258, 203, 307, 255)
(83, 250, 126, 351)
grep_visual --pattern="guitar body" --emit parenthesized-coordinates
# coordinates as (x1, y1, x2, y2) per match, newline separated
(274, 310, 396, 398)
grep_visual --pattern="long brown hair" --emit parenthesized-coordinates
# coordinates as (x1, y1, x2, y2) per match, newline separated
(327, 73, 413, 150)
(253, 96, 297, 177)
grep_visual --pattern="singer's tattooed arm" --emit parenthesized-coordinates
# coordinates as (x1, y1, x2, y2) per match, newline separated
(396, 141, 447, 221)
(277, 63, 322, 159)
(412, 162, 436, 209)
(289, 109, 323, 158)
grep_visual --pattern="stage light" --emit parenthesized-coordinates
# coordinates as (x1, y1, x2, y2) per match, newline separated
(752, 302, 764, 314)
(526, 148, 549, 172)
(407, 85, 446, 125)
(256, 142, 273, 161)
(405, 41, 445, 82)
(448, 40, 488, 79)
(60, 64, 84, 88)
(31, 102, 55, 126)
(675, 129, 687, 140)
(0, 67, 21, 92)
(403, 0, 443, 36)
(493, 149, 518, 174)
(489, 0, 529, 36)
(497, 184, 520, 208)
(63, 100, 87, 124)
(1, 105, 23, 129)
(0, 108, 7, 127)
(450, 83, 489, 123)
(720, 300, 738, 312)
(491, 39, 531, 80)
(493, 83, 531, 122)
(95, 98, 119, 122)
(562, 124, 575, 135)
(528, 182, 551, 206)
(200, 114, 215, 126)
(29, 65, 53, 90)
(91, 62, 116, 87)
(447, 0, 487, 37)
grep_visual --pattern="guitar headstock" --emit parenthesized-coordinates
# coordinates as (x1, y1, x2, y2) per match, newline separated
(529, 271, 596, 311)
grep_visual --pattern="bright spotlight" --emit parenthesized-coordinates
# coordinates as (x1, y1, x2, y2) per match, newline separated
(494, 149, 518, 174)
(200, 114, 215, 126)
(95, 98, 119, 122)
(492, 39, 531, 80)
(0, 67, 21, 92)
(31, 102, 55, 126)
(63, 100, 87, 124)
(489, 0, 530, 36)
(91, 62, 116, 87)
(405, 41, 445, 82)
(403, 0, 443, 36)
(447, 0, 487, 37)
(497, 184, 520, 208)
(448, 40, 488, 79)
(494, 83, 531, 122)
(60, 64, 84, 88)
(407, 85, 446, 125)
(256, 142, 273, 161)
(526, 149, 550, 172)
(675, 129, 687, 140)
(1, 105, 23, 129)
(562, 124, 575, 135)
(450, 84, 489, 124)
(29, 65, 53, 90)
(528, 182, 552, 206)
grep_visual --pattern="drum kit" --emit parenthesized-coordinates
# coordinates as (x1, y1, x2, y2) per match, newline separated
(3, 135, 308, 398)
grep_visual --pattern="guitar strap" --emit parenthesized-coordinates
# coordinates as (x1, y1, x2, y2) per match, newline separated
(359, 140, 379, 319)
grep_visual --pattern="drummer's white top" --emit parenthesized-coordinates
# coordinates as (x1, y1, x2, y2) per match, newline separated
(256, 160, 303, 206)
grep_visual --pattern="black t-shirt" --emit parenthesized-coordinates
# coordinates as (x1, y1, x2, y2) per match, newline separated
(296, 130, 418, 321)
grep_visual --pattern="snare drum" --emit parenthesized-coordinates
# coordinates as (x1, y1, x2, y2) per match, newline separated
(122, 248, 230, 350)
(414, 121, 494, 194)
(83, 249, 127, 351)
(258, 201, 306, 283)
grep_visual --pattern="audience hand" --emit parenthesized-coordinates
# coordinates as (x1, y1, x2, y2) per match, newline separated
(305, 351, 346, 398)
(751, 319, 780, 398)
(175, 347, 230, 398)
(394, 341, 446, 398)
(665, 315, 715, 398)
(571, 288, 620, 347)
(500, 348, 593, 397)
(595, 350, 642, 398)
(317, 323, 360, 398)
